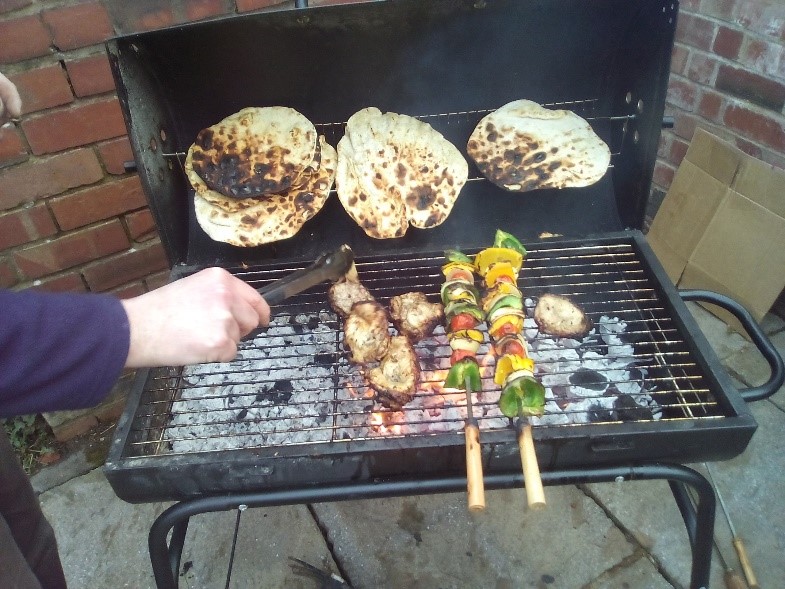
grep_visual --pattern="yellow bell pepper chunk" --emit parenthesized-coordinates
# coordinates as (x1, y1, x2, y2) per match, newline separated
(494, 354, 536, 386)
(484, 261, 517, 288)
(474, 247, 523, 277)
(447, 329, 484, 343)
(441, 261, 475, 279)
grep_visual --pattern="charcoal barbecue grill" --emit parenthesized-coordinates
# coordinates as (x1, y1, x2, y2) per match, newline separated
(102, 1, 784, 588)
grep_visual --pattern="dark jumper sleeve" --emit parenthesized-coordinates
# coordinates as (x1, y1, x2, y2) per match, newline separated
(0, 290, 130, 418)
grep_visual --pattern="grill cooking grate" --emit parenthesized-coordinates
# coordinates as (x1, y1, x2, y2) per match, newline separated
(122, 241, 721, 459)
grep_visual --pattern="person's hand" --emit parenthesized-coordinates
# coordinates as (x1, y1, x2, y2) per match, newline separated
(121, 267, 271, 367)
(0, 72, 22, 126)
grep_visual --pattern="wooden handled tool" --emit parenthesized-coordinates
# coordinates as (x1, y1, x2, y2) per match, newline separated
(464, 376, 485, 512)
(705, 464, 758, 589)
(516, 400, 545, 510)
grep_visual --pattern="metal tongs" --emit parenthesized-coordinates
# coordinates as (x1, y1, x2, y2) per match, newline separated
(257, 244, 354, 305)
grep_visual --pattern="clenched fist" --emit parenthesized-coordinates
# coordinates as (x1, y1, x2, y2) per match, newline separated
(121, 267, 271, 367)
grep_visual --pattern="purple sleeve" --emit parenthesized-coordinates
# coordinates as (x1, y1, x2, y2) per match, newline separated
(0, 290, 130, 418)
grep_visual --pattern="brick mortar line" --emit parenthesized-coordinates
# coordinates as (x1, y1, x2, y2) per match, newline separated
(673, 39, 785, 86)
(668, 70, 785, 122)
(679, 6, 785, 46)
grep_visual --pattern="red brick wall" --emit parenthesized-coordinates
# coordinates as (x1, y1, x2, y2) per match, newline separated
(3, 0, 782, 295)
(0, 0, 353, 295)
(648, 0, 785, 225)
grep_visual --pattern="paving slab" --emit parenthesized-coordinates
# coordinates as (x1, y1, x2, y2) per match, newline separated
(39, 469, 337, 589)
(310, 486, 660, 589)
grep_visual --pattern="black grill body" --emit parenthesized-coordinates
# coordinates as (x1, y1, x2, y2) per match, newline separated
(104, 232, 760, 504)
(103, 0, 781, 507)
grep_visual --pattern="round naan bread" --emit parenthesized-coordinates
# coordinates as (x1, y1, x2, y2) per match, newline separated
(189, 138, 323, 215)
(185, 106, 317, 199)
(335, 107, 468, 239)
(467, 100, 611, 192)
(194, 137, 336, 247)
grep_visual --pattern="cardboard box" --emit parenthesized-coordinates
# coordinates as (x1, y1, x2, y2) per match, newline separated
(648, 129, 785, 330)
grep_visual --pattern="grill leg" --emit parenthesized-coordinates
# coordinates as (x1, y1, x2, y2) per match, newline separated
(669, 477, 716, 589)
(147, 464, 714, 589)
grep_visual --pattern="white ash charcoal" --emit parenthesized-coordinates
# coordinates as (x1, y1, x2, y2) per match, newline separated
(523, 315, 539, 336)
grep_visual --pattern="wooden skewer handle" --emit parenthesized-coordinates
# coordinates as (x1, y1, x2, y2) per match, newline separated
(465, 422, 486, 512)
(517, 423, 546, 510)
(733, 538, 759, 589)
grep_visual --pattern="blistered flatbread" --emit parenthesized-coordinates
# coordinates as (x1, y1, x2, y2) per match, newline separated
(190, 139, 322, 214)
(194, 137, 336, 246)
(185, 106, 317, 198)
(336, 107, 468, 239)
(467, 100, 610, 192)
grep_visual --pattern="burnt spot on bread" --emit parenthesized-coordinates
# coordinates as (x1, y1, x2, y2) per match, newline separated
(293, 191, 317, 213)
(406, 185, 437, 210)
(484, 122, 498, 142)
(396, 163, 407, 185)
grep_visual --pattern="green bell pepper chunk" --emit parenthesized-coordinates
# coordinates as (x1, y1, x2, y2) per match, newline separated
(499, 375, 545, 418)
(444, 249, 474, 264)
(487, 294, 524, 318)
(493, 229, 527, 257)
(444, 358, 482, 392)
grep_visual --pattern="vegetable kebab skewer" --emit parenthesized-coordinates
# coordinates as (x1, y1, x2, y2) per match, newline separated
(476, 230, 546, 509)
(441, 250, 486, 512)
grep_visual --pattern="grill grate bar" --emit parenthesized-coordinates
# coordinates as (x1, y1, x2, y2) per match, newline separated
(123, 242, 722, 459)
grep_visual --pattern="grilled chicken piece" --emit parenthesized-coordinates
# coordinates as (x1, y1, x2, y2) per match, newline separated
(368, 335, 420, 410)
(344, 300, 391, 364)
(389, 291, 444, 342)
(534, 293, 593, 338)
(328, 265, 374, 318)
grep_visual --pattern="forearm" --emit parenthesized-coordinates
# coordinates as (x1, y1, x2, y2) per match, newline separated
(0, 290, 129, 418)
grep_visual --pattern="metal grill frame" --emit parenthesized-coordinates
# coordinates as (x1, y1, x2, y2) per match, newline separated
(104, 231, 757, 504)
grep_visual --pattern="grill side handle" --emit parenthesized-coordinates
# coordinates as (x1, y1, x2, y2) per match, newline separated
(680, 290, 785, 402)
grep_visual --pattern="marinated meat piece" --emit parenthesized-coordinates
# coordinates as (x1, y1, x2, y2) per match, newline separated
(368, 336, 420, 410)
(328, 278, 375, 318)
(534, 293, 593, 338)
(343, 301, 390, 364)
(389, 292, 444, 342)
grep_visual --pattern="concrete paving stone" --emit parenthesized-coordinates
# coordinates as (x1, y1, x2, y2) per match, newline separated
(689, 401, 785, 589)
(40, 469, 169, 588)
(686, 304, 750, 364)
(40, 470, 336, 589)
(582, 478, 721, 589)
(765, 330, 785, 408)
(587, 398, 785, 589)
(176, 505, 338, 588)
(310, 486, 643, 589)
(760, 312, 785, 336)
(31, 447, 95, 494)
(583, 552, 673, 589)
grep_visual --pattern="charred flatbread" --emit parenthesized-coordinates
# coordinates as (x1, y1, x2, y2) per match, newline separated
(467, 100, 610, 192)
(193, 137, 336, 246)
(336, 107, 468, 239)
(186, 106, 317, 198)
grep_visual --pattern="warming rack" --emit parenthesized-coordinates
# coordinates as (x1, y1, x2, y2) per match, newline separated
(160, 98, 633, 171)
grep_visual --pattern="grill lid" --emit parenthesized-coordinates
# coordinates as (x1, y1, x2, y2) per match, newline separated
(107, 0, 676, 268)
